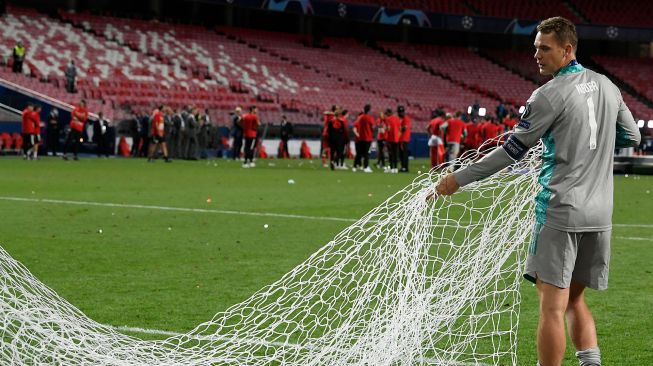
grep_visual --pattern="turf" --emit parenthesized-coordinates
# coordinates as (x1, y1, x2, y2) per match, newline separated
(0, 156, 651, 365)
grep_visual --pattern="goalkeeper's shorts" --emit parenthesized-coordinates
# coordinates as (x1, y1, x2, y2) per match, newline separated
(524, 225, 611, 290)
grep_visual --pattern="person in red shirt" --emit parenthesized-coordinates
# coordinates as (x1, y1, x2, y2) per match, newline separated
(480, 117, 505, 147)
(464, 120, 482, 151)
(375, 111, 387, 169)
(352, 114, 361, 168)
(148, 105, 172, 163)
(398, 105, 411, 173)
(427, 110, 445, 169)
(384, 108, 401, 173)
(30, 105, 43, 160)
(321, 107, 336, 168)
(21, 103, 35, 159)
(352, 104, 375, 173)
(63, 100, 89, 160)
(327, 108, 349, 170)
(240, 105, 260, 168)
(440, 112, 467, 162)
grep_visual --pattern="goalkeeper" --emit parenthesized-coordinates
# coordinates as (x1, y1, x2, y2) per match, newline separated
(434, 17, 640, 366)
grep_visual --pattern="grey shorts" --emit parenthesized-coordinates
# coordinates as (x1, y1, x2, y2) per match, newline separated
(524, 224, 611, 290)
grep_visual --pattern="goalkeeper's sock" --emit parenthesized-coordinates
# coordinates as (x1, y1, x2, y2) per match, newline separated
(576, 347, 601, 366)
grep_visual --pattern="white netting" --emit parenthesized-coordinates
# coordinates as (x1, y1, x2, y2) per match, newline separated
(1, 139, 543, 365)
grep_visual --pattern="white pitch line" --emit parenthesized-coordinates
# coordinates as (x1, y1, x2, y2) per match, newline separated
(0, 196, 357, 223)
(615, 236, 653, 242)
(1, 196, 652, 230)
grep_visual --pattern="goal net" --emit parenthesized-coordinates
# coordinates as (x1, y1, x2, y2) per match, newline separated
(0, 138, 543, 365)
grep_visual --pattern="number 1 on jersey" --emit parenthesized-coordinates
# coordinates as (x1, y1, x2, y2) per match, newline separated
(587, 97, 597, 150)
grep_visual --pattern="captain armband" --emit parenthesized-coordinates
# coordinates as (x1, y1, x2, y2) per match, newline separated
(502, 135, 529, 161)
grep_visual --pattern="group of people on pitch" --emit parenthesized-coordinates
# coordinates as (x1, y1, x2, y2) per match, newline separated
(321, 104, 412, 173)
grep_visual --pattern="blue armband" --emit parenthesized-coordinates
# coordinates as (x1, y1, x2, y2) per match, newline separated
(502, 135, 529, 161)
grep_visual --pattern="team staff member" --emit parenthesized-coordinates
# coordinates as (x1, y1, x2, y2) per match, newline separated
(398, 106, 411, 173)
(427, 110, 445, 168)
(353, 104, 374, 173)
(440, 112, 467, 162)
(21, 103, 34, 159)
(31, 105, 42, 160)
(375, 111, 387, 169)
(433, 17, 640, 366)
(63, 100, 89, 160)
(384, 108, 401, 174)
(241, 106, 260, 168)
(148, 106, 172, 163)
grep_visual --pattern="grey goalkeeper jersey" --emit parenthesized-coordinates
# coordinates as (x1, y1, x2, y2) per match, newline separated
(454, 61, 641, 232)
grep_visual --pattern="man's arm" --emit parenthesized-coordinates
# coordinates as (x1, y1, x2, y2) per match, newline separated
(613, 86, 641, 148)
(435, 88, 556, 196)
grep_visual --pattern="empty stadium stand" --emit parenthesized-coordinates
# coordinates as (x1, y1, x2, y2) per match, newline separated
(570, 0, 652, 27)
(1, 4, 651, 131)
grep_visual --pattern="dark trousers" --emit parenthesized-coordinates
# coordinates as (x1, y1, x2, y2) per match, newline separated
(22, 133, 33, 156)
(97, 135, 110, 157)
(63, 130, 82, 157)
(388, 142, 399, 170)
(354, 141, 371, 168)
(244, 137, 256, 163)
(232, 136, 243, 159)
(376, 140, 386, 166)
(281, 138, 290, 158)
(12, 59, 23, 73)
(329, 137, 344, 168)
(354, 141, 362, 168)
(46, 127, 58, 155)
(399, 141, 409, 172)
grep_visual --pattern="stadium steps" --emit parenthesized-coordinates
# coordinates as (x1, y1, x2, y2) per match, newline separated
(477, 49, 543, 86)
(214, 28, 420, 113)
(370, 42, 504, 105)
(562, 1, 590, 24)
(459, 0, 481, 16)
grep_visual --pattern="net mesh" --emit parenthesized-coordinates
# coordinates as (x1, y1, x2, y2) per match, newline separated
(0, 138, 543, 365)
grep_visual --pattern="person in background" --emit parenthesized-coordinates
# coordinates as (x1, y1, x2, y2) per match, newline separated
(96, 112, 111, 158)
(279, 115, 293, 159)
(398, 105, 411, 173)
(240, 106, 260, 168)
(440, 112, 467, 162)
(21, 103, 34, 160)
(46, 107, 60, 156)
(427, 109, 445, 169)
(326, 107, 346, 171)
(31, 105, 42, 160)
(230, 106, 243, 160)
(384, 108, 401, 174)
(352, 104, 374, 173)
(375, 110, 387, 169)
(65, 60, 77, 93)
(63, 100, 89, 160)
(148, 106, 171, 163)
(12, 41, 25, 73)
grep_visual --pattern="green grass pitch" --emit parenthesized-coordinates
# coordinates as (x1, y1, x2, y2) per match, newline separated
(0, 156, 651, 365)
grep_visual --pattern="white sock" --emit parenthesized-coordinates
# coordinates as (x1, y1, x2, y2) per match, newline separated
(576, 347, 601, 366)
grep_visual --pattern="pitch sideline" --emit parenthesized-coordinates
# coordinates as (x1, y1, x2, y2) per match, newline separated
(1, 196, 652, 233)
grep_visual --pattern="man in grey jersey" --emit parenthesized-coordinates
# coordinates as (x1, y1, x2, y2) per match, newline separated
(433, 17, 640, 366)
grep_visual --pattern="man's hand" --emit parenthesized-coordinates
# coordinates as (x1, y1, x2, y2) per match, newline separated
(426, 173, 460, 200)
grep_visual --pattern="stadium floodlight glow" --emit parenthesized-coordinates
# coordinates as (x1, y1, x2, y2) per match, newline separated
(518, 105, 525, 114)
(648, 120, 653, 128)
(467, 106, 472, 114)
(479, 107, 487, 117)
(637, 120, 645, 128)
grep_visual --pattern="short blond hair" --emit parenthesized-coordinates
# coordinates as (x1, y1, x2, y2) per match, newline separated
(537, 17, 578, 52)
